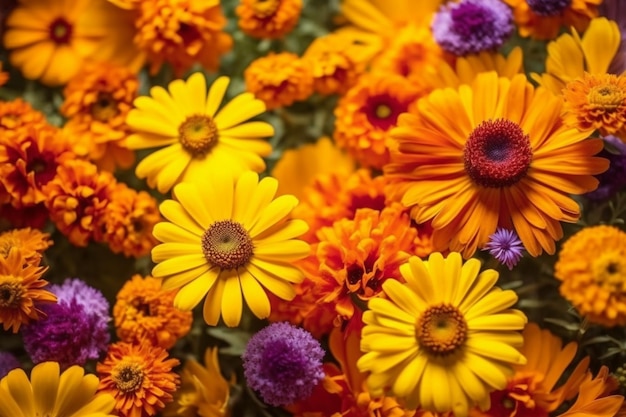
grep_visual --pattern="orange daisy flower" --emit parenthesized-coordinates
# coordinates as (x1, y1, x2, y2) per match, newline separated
(244, 52, 314, 110)
(0, 228, 53, 265)
(43, 159, 116, 247)
(558, 366, 623, 417)
(61, 62, 138, 171)
(502, 0, 602, 40)
(97, 341, 180, 417)
(0, 98, 47, 132)
(384, 72, 609, 258)
(334, 73, 421, 169)
(563, 73, 626, 139)
(134, 0, 233, 76)
(236, 0, 303, 39)
(100, 183, 161, 258)
(0, 248, 56, 333)
(113, 274, 193, 349)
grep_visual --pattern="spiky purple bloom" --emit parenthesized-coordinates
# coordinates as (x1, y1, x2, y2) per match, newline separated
(431, 0, 514, 56)
(600, 0, 626, 74)
(242, 322, 325, 407)
(483, 228, 524, 270)
(22, 278, 110, 369)
(0, 351, 20, 379)
(585, 136, 626, 201)
(526, 0, 571, 16)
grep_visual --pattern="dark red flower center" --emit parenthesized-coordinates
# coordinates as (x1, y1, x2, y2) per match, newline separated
(526, 0, 572, 16)
(464, 119, 532, 188)
(364, 94, 405, 131)
(49, 17, 72, 44)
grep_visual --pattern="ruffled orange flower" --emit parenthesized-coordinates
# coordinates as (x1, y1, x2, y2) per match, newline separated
(42, 160, 116, 247)
(470, 323, 590, 417)
(61, 62, 138, 171)
(113, 275, 193, 350)
(244, 52, 314, 110)
(100, 183, 161, 258)
(236, 0, 302, 39)
(502, 0, 601, 40)
(558, 366, 623, 417)
(0, 99, 47, 132)
(302, 34, 368, 96)
(0, 249, 56, 333)
(97, 341, 180, 417)
(3, 0, 142, 86)
(134, 0, 233, 76)
(563, 73, 626, 139)
(0, 228, 52, 265)
(334, 73, 421, 169)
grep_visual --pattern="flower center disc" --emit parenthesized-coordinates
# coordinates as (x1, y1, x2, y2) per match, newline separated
(0, 278, 23, 308)
(252, 0, 280, 18)
(450, 3, 494, 37)
(526, 0, 572, 16)
(202, 220, 254, 270)
(592, 253, 626, 290)
(112, 362, 145, 393)
(178, 115, 219, 157)
(464, 118, 533, 188)
(588, 84, 625, 111)
(49, 17, 73, 44)
(416, 304, 468, 356)
(364, 95, 404, 131)
(91, 93, 119, 122)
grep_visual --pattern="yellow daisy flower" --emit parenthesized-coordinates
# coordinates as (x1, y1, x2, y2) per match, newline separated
(151, 171, 310, 327)
(126, 73, 274, 193)
(357, 252, 527, 417)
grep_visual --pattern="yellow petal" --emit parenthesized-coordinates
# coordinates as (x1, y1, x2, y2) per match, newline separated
(152, 254, 207, 277)
(221, 271, 243, 327)
(248, 195, 298, 237)
(161, 264, 211, 291)
(219, 121, 274, 138)
(4, 368, 34, 417)
(206, 76, 230, 117)
(240, 269, 271, 319)
(173, 183, 215, 227)
(152, 222, 200, 244)
(203, 276, 226, 326)
(159, 200, 205, 235)
(175, 268, 219, 311)
(31, 362, 60, 417)
(253, 240, 310, 262)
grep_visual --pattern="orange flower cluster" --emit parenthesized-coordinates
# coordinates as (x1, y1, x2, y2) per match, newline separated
(237, 0, 303, 39)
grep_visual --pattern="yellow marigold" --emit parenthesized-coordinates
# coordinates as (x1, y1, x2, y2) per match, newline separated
(244, 52, 314, 110)
(0, 362, 116, 417)
(236, 0, 302, 39)
(61, 62, 138, 172)
(502, 0, 601, 40)
(334, 73, 421, 169)
(3, 0, 143, 86)
(134, 0, 233, 76)
(0, 228, 52, 265)
(302, 33, 368, 96)
(100, 183, 161, 258)
(0, 249, 56, 333)
(126, 73, 274, 193)
(563, 73, 626, 139)
(113, 274, 192, 349)
(0, 126, 76, 208)
(470, 323, 590, 417)
(558, 366, 624, 417)
(0, 62, 8, 87)
(532, 17, 621, 95)
(163, 347, 234, 417)
(97, 341, 180, 417)
(0, 98, 47, 132)
(555, 225, 626, 327)
(42, 160, 116, 247)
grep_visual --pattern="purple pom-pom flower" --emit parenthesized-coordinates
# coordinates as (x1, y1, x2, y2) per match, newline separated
(431, 0, 514, 56)
(483, 228, 524, 270)
(0, 351, 20, 379)
(242, 322, 325, 407)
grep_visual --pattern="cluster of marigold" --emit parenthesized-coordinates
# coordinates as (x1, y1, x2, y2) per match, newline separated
(1, 0, 626, 417)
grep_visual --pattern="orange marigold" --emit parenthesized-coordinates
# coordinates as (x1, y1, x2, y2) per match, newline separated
(100, 183, 161, 258)
(97, 341, 180, 417)
(563, 73, 626, 139)
(334, 73, 421, 169)
(61, 62, 138, 171)
(0, 228, 52, 265)
(0, 248, 56, 333)
(236, 0, 302, 39)
(134, 0, 233, 76)
(302, 33, 367, 96)
(42, 159, 116, 247)
(0, 98, 47, 132)
(113, 274, 193, 349)
(244, 52, 314, 110)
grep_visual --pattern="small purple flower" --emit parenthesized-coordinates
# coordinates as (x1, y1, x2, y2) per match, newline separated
(526, 0, 571, 16)
(22, 278, 110, 369)
(585, 136, 626, 201)
(431, 0, 514, 56)
(242, 322, 325, 407)
(483, 228, 524, 270)
(0, 351, 20, 379)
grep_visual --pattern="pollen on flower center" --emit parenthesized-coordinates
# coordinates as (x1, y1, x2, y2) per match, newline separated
(589, 84, 624, 110)
(178, 115, 219, 157)
(252, 0, 280, 17)
(112, 362, 145, 393)
(0, 279, 23, 308)
(464, 118, 533, 188)
(526, 0, 572, 16)
(416, 303, 468, 356)
(49, 17, 72, 44)
(201, 220, 254, 269)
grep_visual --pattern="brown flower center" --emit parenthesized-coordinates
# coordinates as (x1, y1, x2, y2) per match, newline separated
(201, 220, 254, 269)
(178, 115, 218, 157)
(364, 95, 404, 131)
(112, 362, 145, 393)
(592, 253, 626, 290)
(588, 84, 625, 111)
(0, 277, 23, 308)
(464, 118, 532, 188)
(49, 17, 72, 44)
(91, 93, 119, 122)
(252, 0, 280, 18)
(416, 304, 468, 356)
